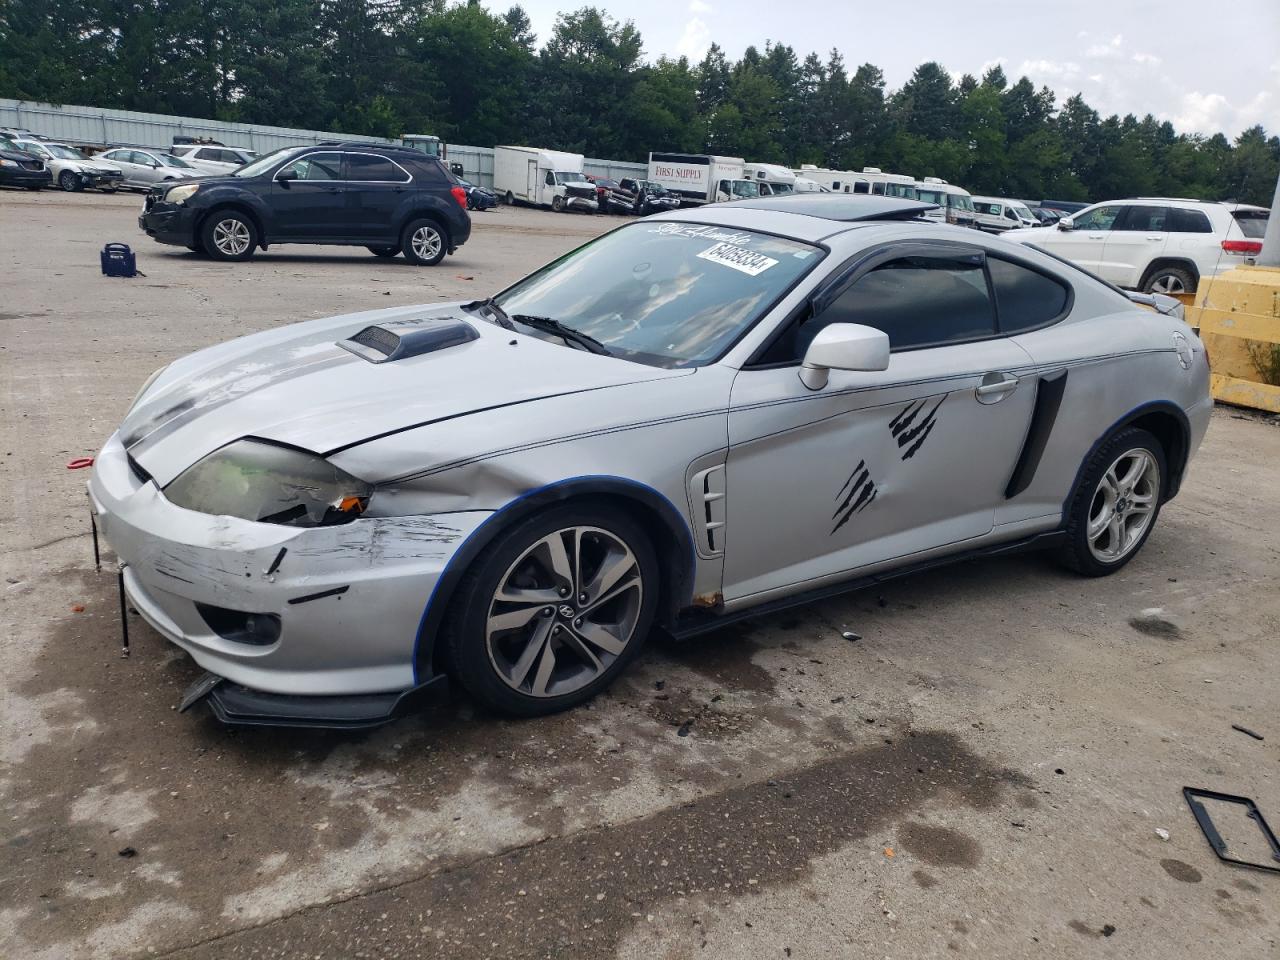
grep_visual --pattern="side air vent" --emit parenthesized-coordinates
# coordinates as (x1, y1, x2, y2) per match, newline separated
(338, 316, 478, 364)
(689, 464, 726, 557)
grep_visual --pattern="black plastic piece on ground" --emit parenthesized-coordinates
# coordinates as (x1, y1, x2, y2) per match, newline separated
(186, 674, 450, 729)
(116, 566, 130, 657)
(1183, 787, 1280, 874)
(91, 510, 100, 570)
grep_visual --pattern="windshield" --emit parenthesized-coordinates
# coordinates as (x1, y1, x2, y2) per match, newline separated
(731, 180, 760, 199)
(45, 144, 88, 160)
(494, 222, 822, 367)
(769, 183, 794, 194)
(1011, 203, 1035, 221)
(556, 171, 588, 184)
(948, 194, 976, 212)
(158, 153, 194, 168)
(233, 146, 308, 178)
(915, 189, 945, 205)
(885, 183, 917, 199)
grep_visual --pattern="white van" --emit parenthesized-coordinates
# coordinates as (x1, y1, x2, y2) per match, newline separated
(971, 196, 1040, 232)
(793, 165, 916, 199)
(744, 162, 797, 196)
(913, 177, 978, 227)
(493, 146, 598, 212)
(793, 165, 857, 194)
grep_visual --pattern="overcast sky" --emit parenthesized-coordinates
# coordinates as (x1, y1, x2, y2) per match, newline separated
(494, 0, 1280, 137)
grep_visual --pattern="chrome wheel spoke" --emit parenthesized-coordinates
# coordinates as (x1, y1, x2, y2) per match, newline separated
(508, 618, 553, 688)
(538, 532, 575, 590)
(487, 603, 546, 634)
(581, 546, 635, 604)
(496, 584, 561, 604)
(530, 638, 557, 696)
(581, 574, 641, 616)
(572, 619, 627, 656)
(1087, 503, 1112, 540)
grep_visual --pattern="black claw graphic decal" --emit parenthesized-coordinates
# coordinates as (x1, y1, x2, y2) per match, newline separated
(831, 459, 878, 535)
(890, 396, 945, 461)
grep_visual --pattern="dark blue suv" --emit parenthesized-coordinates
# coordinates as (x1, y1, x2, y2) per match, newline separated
(138, 142, 471, 265)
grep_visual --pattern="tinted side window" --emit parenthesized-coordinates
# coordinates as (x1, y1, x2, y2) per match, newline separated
(808, 255, 996, 352)
(1116, 205, 1169, 231)
(871, 182, 886, 195)
(988, 257, 1070, 334)
(1168, 208, 1213, 233)
(346, 153, 409, 182)
(281, 153, 342, 180)
(852, 180, 869, 194)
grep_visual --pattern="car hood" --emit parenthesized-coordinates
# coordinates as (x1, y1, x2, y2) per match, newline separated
(119, 302, 688, 485)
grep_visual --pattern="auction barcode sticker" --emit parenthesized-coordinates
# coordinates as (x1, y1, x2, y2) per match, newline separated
(696, 242, 778, 276)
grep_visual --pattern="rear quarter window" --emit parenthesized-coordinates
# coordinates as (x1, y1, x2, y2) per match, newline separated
(988, 257, 1071, 334)
(1168, 208, 1213, 233)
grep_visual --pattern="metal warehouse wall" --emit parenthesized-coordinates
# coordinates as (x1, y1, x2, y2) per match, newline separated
(0, 98, 647, 190)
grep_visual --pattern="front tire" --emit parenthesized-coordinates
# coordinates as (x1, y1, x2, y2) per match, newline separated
(58, 171, 82, 192)
(201, 211, 257, 261)
(401, 218, 446, 266)
(1058, 427, 1166, 576)
(551, 195, 564, 212)
(445, 504, 659, 716)
(1143, 265, 1195, 296)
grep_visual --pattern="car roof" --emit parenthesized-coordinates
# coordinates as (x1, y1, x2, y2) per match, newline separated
(648, 196, 942, 243)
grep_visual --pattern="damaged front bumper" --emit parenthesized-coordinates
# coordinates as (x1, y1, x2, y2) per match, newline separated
(88, 431, 490, 725)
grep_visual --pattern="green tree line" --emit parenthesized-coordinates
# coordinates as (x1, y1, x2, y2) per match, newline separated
(2, 0, 1276, 204)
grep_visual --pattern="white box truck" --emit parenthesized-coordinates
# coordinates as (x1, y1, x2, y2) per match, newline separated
(493, 146, 598, 212)
(647, 153, 758, 205)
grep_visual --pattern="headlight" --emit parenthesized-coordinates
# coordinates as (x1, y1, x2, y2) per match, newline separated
(0, 158, 14, 168)
(164, 440, 372, 527)
(128, 364, 168, 413)
(165, 183, 200, 204)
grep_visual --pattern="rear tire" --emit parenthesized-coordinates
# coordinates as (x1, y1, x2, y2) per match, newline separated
(505, 191, 515, 205)
(1057, 427, 1166, 577)
(444, 503, 658, 717)
(201, 210, 257, 262)
(367, 245, 399, 258)
(1143, 265, 1195, 296)
(400, 218, 447, 266)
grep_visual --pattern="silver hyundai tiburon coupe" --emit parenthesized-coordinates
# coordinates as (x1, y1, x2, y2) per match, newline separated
(88, 195, 1212, 727)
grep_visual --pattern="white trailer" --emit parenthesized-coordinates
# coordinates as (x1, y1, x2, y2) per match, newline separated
(794, 165, 917, 199)
(647, 152, 755, 205)
(493, 145, 598, 212)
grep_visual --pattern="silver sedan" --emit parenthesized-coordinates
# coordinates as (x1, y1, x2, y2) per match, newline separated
(98, 148, 199, 191)
(87, 194, 1212, 728)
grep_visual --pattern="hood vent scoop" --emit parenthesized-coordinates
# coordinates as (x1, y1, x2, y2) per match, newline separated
(338, 317, 479, 364)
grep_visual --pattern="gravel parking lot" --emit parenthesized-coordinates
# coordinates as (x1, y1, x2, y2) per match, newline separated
(3, 189, 1278, 960)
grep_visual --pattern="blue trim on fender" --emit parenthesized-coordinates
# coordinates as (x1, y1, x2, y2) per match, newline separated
(410, 475, 698, 683)
(1059, 399, 1191, 525)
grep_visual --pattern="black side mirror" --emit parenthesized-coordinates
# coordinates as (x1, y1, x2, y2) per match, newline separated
(277, 169, 299, 184)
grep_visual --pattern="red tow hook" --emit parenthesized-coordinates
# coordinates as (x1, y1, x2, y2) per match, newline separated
(67, 457, 95, 470)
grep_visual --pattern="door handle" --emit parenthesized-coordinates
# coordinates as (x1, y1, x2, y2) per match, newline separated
(975, 372, 1019, 403)
(1146, 235, 1163, 240)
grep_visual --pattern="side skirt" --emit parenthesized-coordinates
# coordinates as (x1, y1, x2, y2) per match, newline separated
(667, 530, 1067, 640)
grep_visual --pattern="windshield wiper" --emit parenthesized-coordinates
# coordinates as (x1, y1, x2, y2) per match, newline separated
(511, 315, 612, 356)
(463, 297, 514, 330)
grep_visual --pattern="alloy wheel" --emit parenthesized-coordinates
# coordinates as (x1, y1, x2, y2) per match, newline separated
(411, 225, 442, 261)
(486, 526, 643, 698)
(212, 218, 251, 256)
(1150, 274, 1186, 295)
(1087, 448, 1160, 563)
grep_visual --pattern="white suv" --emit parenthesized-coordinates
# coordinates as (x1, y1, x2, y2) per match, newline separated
(1003, 198, 1269, 294)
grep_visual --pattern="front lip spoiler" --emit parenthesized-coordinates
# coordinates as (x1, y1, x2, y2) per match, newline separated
(179, 671, 449, 729)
